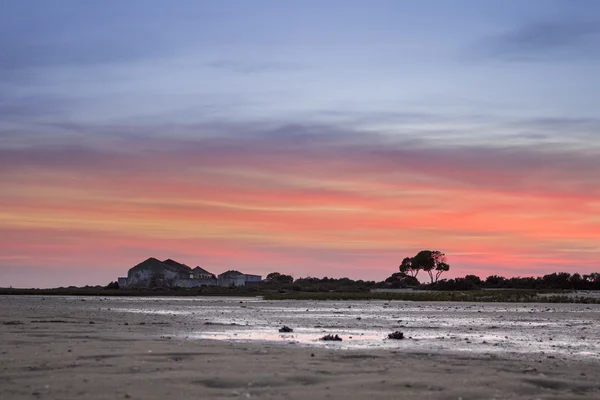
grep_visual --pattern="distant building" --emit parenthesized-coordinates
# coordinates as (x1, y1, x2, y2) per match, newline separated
(117, 258, 260, 289)
(217, 270, 262, 287)
(244, 274, 262, 285)
(162, 259, 192, 274)
(192, 266, 215, 280)
(118, 258, 217, 288)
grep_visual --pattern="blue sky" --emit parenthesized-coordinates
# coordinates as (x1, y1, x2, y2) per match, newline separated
(3, 0, 600, 130)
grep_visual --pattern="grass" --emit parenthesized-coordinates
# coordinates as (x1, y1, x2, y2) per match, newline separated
(263, 290, 535, 302)
(0, 287, 265, 297)
(2, 287, 599, 304)
(263, 290, 600, 303)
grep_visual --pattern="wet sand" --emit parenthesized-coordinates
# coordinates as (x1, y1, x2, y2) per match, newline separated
(1, 296, 600, 399)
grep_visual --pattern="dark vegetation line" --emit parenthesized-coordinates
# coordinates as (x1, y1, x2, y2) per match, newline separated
(262, 290, 600, 304)
(2, 250, 599, 302)
(1, 272, 600, 304)
(0, 287, 598, 304)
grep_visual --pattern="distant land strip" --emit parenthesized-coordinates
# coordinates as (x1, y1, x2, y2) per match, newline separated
(1, 287, 600, 304)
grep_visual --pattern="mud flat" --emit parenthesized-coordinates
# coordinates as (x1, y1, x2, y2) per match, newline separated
(1, 296, 600, 399)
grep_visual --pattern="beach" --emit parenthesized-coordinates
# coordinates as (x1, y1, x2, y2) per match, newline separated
(1, 296, 599, 399)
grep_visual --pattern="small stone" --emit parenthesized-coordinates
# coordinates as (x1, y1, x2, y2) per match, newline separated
(387, 331, 404, 340)
(320, 334, 342, 341)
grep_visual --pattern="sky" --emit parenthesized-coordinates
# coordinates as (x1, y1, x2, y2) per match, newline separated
(1, 0, 600, 288)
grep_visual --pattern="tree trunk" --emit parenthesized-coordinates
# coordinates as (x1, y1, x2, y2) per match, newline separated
(427, 271, 434, 284)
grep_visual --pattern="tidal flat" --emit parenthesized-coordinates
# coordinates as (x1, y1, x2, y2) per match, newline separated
(1, 296, 600, 399)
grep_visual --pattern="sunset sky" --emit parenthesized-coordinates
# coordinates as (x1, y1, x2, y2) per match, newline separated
(2, 0, 600, 288)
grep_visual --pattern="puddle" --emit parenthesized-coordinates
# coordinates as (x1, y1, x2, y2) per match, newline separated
(186, 325, 600, 357)
(189, 328, 400, 349)
(95, 297, 600, 359)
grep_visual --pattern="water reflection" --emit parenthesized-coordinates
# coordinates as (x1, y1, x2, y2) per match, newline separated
(103, 297, 600, 358)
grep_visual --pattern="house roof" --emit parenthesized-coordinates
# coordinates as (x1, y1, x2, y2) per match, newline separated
(193, 266, 212, 275)
(130, 257, 165, 270)
(162, 259, 192, 271)
(218, 270, 243, 278)
(129, 257, 190, 275)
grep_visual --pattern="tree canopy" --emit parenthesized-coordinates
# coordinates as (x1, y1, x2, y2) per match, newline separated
(399, 257, 420, 278)
(266, 272, 294, 284)
(399, 250, 450, 284)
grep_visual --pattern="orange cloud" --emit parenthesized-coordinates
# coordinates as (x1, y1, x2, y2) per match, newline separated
(1, 127, 599, 287)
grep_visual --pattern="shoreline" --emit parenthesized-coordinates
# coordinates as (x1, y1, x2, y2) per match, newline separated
(2, 296, 600, 399)
(3, 288, 600, 304)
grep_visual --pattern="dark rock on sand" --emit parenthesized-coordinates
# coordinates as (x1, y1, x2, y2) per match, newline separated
(320, 334, 342, 341)
(387, 331, 404, 340)
(279, 326, 294, 333)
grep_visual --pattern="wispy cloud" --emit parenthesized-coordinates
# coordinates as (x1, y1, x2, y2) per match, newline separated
(471, 20, 600, 62)
(0, 1, 204, 85)
(207, 59, 307, 74)
(2, 119, 599, 200)
(1, 118, 599, 284)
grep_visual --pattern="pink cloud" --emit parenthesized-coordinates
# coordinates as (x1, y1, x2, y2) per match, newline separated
(1, 123, 599, 287)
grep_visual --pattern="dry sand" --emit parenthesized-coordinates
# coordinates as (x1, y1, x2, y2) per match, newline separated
(1, 296, 599, 400)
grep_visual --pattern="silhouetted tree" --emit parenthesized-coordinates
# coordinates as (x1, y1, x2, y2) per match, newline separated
(570, 273, 583, 289)
(399, 257, 420, 279)
(464, 275, 482, 286)
(401, 250, 450, 284)
(385, 272, 420, 288)
(485, 275, 506, 288)
(541, 272, 571, 289)
(402, 275, 420, 286)
(266, 272, 294, 283)
(105, 281, 119, 290)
